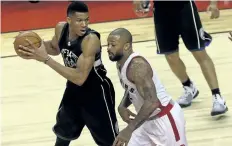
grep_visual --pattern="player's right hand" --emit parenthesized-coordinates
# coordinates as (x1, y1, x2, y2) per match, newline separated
(118, 107, 136, 124)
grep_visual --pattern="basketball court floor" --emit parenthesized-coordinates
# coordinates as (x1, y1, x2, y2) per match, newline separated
(1, 9, 232, 146)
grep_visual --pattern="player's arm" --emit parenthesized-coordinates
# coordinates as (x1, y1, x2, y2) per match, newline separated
(43, 22, 65, 55)
(46, 33, 100, 86)
(126, 57, 160, 131)
(118, 90, 132, 109)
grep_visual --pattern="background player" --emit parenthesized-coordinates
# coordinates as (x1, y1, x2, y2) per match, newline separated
(16, 1, 118, 146)
(133, 0, 228, 116)
(107, 28, 187, 146)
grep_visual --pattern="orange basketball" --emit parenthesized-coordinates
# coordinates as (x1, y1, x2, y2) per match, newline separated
(14, 31, 42, 57)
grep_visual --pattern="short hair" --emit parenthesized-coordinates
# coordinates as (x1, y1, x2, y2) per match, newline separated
(110, 28, 133, 45)
(67, 1, 88, 17)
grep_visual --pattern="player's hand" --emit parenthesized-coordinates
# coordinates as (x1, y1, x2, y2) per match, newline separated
(229, 32, 232, 42)
(113, 127, 133, 146)
(207, 4, 220, 19)
(18, 39, 49, 62)
(118, 107, 136, 124)
(133, 1, 150, 17)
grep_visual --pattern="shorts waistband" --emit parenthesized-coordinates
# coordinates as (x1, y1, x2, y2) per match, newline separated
(157, 100, 174, 117)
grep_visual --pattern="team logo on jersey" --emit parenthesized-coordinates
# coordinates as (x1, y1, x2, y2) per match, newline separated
(61, 49, 78, 68)
(199, 28, 205, 40)
(120, 78, 135, 94)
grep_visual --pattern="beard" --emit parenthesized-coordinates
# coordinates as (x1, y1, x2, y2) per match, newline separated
(109, 53, 123, 62)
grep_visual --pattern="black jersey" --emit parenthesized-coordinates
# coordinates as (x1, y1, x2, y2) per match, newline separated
(58, 23, 107, 91)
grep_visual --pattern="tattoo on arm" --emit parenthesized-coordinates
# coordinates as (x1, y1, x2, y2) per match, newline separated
(127, 57, 160, 130)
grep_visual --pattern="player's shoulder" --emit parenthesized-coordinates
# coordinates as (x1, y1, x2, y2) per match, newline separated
(84, 28, 100, 40)
(54, 21, 67, 39)
(82, 30, 100, 44)
(81, 29, 101, 54)
(128, 56, 152, 78)
(56, 21, 66, 29)
(130, 56, 148, 68)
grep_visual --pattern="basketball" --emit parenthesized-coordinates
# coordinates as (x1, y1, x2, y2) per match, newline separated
(14, 31, 42, 57)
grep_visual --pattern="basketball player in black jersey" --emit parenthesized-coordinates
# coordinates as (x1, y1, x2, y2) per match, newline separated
(17, 2, 118, 146)
(133, 1, 228, 116)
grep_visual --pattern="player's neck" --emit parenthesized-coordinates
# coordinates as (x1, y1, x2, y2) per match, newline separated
(68, 28, 79, 41)
(117, 51, 133, 71)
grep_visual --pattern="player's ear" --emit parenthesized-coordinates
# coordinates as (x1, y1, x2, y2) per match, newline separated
(124, 43, 130, 51)
(67, 17, 71, 25)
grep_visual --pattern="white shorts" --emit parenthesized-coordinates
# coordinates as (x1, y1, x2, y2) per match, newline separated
(128, 101, 187, 146)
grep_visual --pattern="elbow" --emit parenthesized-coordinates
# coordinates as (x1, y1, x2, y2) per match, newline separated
(145, 99, 160, 109)
(73, 79, 85, 86)
(73, 76, 87, 86)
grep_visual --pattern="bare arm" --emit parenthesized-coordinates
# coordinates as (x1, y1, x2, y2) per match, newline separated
(43, 22, 65, 55)
(46, 33, 100, 86)
(126, 57, 160, 131)
(118, 90, 132, 109)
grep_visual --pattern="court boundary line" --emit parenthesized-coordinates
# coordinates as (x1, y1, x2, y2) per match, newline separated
(1, 30, 231, 59)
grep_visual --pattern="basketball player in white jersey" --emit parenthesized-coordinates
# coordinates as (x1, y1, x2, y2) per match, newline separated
(107, 28, 187, 146)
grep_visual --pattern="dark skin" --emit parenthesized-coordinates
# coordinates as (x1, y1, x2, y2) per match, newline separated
(107, 30, 161, 146)
(17, 12, 100, 86)
(118, 90, 136, 124)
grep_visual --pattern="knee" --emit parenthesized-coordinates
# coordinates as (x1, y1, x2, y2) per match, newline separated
(192, 50, 212, 64)
(165, 53, 180, 64)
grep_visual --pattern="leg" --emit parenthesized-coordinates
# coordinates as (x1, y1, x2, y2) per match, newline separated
(53, 106, 85, 141)
(127, 125, 153, 146)
(55, 137, 71, 146)
(136, 102, 187, 146)
(192, 50, 218, 90)
(83, 78, 118, 146)
(154, 8, 199, 107)
(165, 52, 188, 83)
(154, 6, 188, 83)
(53, 89, 86, 142)
(166, 102, 188, 146)
(180, 1, 228, 115)
(154, 8, 179, 55)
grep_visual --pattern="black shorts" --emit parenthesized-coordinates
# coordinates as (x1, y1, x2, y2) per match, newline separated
(154, 1, 212, 54)
(53, 77, 118, 146)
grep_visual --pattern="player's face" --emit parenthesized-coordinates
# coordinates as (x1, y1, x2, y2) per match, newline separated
(67, 12, 89, 36)
(107, 35, 124, 62)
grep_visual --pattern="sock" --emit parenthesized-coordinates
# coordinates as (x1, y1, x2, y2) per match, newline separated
(211, 88, 221, 96)
(182, 78, 191, 87)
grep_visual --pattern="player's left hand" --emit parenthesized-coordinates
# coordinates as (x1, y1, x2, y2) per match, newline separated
(113, 127, 133, 146)
(207, 4, 220, 19)
(229, 32, 232, 42)
(18, 39, 49, 62)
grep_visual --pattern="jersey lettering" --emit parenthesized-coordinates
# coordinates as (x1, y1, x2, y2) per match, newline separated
(61, 49, 78, 68)
(119, 78, 135, 93)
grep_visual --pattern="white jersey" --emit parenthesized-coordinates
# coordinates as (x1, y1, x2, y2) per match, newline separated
(117, 52, 172, 113)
